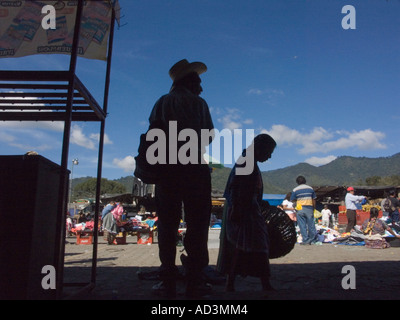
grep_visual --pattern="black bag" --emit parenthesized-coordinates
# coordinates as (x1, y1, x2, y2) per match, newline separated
(261, 201, 297, 259)
(134, 120, 166, 184)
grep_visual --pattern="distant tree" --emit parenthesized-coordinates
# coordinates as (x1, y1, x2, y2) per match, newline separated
(365, 175, 400, 187)
(74, 178, 127, 198)
(385, 175, 400, 186)
(366, 176, 382, 186)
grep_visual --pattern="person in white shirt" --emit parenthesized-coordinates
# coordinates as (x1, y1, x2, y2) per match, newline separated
(321, 205, 332, 227)
(345, 187, 366, 233)
(279, 195, 297, 223)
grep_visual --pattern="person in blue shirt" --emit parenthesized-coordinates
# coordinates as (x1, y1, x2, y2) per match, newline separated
(344, 187, 366, 233)
(101, 201, 116, 220)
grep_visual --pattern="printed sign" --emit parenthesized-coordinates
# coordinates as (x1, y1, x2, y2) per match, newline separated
(0, 0, 118, 61)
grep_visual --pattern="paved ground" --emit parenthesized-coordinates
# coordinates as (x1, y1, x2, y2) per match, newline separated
(62, 229, 400, 301)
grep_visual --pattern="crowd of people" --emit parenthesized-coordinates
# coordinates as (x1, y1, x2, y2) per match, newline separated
(66, 201, 160, 246)
(67, 59, 400, 300)
(100, 203, 159, 245)
(138, 59, 400, 299)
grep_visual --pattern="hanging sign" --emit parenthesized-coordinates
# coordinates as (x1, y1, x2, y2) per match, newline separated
(0, 0, 116, 61)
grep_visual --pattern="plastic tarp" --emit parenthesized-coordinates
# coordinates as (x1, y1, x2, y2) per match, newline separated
(262, 194, 286, 206)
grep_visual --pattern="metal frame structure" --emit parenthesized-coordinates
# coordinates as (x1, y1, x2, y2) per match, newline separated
(0, 0, 118, 298)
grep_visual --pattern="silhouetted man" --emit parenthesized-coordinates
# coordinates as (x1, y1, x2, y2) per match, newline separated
(149, 59, 214, 298)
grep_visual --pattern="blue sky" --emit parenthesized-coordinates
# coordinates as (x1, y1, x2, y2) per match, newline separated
(1, 0, 399, 180)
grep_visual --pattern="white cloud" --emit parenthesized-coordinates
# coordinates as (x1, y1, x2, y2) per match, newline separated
(113, 155, 135, 172)
(90, 133, 113, 145)
(248, 88, 284, 97)
(0, 132, 16, 143)
(0, 122, 63, 152)
(247, 88, 284, 106)
(261, 125, 386, 154)
(261, 124, 333, 154)
(247, 88, 264, 95)
(8, 142, 53, 152)
(305, 155, 337, 167)
(1, 92, 112, 151)
(0, 121, 113, 154)
(70, 125, 113, 150)
(70, 125, 96, 150)
(217, 108, 253, 131)
(243, 119, 253, 125)
(320, 129, 386, 152)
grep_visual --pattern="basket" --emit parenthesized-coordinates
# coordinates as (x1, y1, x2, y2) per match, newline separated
(261, 201, 297, 259)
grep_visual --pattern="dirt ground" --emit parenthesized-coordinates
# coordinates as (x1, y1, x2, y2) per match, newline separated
(62, 230, 400, 301)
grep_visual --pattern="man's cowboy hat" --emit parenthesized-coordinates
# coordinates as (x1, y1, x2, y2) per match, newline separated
(169, 59, 207, 82)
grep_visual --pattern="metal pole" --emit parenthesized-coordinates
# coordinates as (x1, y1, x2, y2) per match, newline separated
(70, 158, 79, 203)
(57, 0, 84, 299)
(69, 161, 74, 203)
(91, 4, 117, 285)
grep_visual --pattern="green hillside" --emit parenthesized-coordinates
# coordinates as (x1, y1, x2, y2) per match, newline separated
(262, 153, 400, 194)
(212, 153, 400, 193)
(72, 153, 400, 195)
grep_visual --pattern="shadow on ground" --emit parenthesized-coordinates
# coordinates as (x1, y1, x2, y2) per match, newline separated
(63, 260, 400, 300)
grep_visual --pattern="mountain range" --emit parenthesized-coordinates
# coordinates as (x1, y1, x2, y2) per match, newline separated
(206, 153, 400, 194)
(74, 153, 400, 195)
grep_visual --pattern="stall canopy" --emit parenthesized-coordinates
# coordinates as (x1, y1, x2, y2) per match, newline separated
(263, 194, 286, 206)
(0, 0, 120, 61)
(312, 185, 400, 203)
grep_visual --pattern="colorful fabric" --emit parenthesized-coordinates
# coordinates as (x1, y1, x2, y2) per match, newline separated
(111, 204, 123, 220)
(361, 218, 391, 249)
(361, 218, 388, 236)
(103, 211, 118, 234)
(364, 237, 390, 249)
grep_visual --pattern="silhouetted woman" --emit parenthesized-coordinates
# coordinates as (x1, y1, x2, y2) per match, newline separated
(217, 134, 276, 293)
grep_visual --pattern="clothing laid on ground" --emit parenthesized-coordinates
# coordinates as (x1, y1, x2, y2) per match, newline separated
(361, 218, 391, 249)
